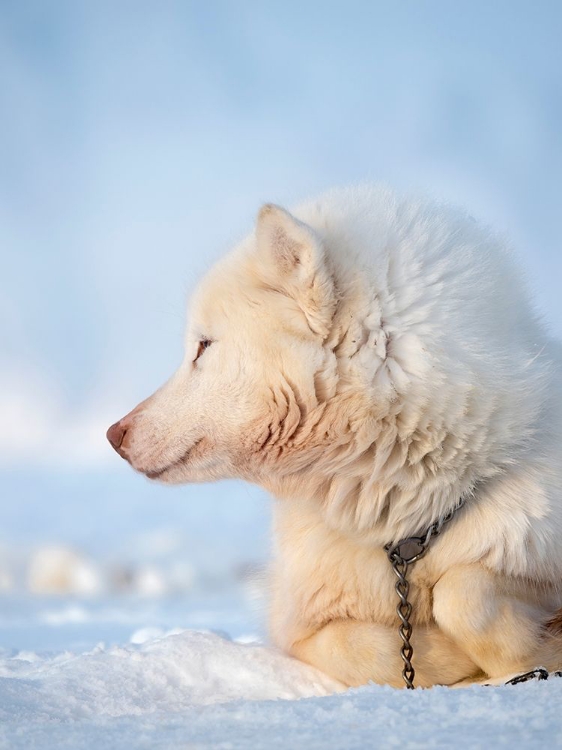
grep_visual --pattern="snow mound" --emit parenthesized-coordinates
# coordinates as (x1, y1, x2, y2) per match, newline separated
(0, 629, 343, 721)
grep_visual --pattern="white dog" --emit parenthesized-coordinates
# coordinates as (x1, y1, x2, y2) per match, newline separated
(107, 185, 562, 688)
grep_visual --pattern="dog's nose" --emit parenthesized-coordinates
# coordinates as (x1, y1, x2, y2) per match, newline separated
(106, 420, 127, 452)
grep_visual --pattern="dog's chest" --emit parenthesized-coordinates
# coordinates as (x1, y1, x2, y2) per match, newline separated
(271, 504, 435, 646)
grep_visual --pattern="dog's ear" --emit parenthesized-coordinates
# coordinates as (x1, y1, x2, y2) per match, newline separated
(255, 204, 336, 336)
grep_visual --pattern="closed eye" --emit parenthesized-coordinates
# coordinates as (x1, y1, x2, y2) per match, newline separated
(194, 338, 213, 363)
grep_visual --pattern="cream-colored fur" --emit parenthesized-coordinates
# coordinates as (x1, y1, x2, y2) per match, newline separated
(109, 185, 562, 688)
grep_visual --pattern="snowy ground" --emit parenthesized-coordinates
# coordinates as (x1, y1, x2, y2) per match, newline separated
(2, 590, 562, 749)
(1, 486, 560, 749)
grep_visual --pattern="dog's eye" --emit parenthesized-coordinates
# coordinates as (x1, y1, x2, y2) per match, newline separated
(194, 338, 213, 363)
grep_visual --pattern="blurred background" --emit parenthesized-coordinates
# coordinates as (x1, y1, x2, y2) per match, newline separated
(1, 0, 561, 650)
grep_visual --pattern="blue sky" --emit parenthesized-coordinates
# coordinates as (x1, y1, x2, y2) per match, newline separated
(1, 1, 561, 564)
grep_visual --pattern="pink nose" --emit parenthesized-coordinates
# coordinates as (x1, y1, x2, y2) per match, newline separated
(106, 420, 128, 452)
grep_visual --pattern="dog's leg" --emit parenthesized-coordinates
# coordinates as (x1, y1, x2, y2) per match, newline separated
(433, 565, 562, 678)
(290, 619, 480, 688)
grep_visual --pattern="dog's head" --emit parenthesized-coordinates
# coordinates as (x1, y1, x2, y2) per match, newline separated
(107, 204, 358, 488)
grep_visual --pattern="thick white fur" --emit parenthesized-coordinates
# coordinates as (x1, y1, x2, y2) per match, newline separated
(115, 185, 562, 688)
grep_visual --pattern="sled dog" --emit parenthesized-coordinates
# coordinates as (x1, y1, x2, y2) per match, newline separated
(108, 185, 562, 687)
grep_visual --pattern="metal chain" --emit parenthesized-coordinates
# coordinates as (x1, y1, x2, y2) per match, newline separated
(384, 497, 466, 689)
(505, 668, 562, 685)
(390, 555, 415, 687)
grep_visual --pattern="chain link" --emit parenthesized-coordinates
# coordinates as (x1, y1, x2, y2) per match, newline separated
(384, 497, 466, 689)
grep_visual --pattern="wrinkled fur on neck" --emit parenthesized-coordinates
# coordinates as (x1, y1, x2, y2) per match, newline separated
(257, 202, 549, 549)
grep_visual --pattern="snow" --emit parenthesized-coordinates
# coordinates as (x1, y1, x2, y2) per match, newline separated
(2, 543, 560, 748)
(1, 619, 561, 750)
(1, 591, 561, 748)
(1, 495, 561, 748)
(0, 630, 342, 714)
